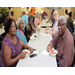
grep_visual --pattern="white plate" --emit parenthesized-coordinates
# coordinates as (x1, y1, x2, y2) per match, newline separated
(22, 49, 30, 56)
(49, 49, 58, 56)
(30, 36, 36, 40)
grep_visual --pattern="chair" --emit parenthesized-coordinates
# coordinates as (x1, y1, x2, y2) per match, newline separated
(0, 32, 6, 50)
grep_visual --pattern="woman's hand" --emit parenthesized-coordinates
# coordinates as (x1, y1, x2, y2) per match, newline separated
(19, 51, 26, 59)
(32, 29, 36, 33)
(28, 47, 33, 54)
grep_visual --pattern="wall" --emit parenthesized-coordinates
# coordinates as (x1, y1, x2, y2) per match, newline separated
(0, 7, 75, 19)
(71, 7, 75, 18)
(12, 7, 22, 20)
(57, 9, 64, 17)
(12, 7, 44, 19)
(44, 7, 64, 18)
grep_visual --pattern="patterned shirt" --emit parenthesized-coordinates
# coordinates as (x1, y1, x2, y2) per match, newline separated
(0, 35, 21, 67)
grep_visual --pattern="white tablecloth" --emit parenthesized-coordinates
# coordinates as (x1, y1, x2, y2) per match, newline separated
(40, 19, 52, 27)
(16, 28, 57, 67)
(0, 26, 5, 35)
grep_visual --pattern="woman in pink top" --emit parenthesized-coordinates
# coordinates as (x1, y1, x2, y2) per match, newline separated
(34, 13, 42, 28)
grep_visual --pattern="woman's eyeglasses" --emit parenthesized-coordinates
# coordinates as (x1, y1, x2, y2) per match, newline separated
(53, 14, 57, 16)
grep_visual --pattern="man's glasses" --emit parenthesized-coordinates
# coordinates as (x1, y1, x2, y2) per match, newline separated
(57, 24, 65, 28)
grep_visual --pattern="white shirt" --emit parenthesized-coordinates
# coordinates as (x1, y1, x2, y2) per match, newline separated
(52, 20, 58, 38)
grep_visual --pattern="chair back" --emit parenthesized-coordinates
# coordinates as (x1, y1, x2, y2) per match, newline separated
(0, 32, 6, 50)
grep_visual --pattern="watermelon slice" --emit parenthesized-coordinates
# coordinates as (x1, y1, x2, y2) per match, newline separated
(50, 49, 56, 54)
(25, 51, 29, 54)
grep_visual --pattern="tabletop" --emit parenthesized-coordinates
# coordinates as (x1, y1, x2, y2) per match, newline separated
(0, 26, 5, 35)
(16, 28, 57, 67)
(40, 19, 52, 28)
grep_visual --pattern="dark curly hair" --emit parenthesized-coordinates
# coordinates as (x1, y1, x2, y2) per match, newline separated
(4, 18, 17, 33)
(69, 12, 72, 17)
(65, 9, 68, 15)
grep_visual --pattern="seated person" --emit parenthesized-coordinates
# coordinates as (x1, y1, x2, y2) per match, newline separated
(10, 11, 14, 20)
(16, 19, 27, 44)
(21, 11, 28, 31)
(34, 13, 42, 28)
(44, 10, 58, 39)
(42, 10, 48, 19)
(47, 16, 74, 67)
(0, 18, 33, 67)
(67, 12, 74, 33)
(24, 15, 36, 42)
(48, 9, 55, 26)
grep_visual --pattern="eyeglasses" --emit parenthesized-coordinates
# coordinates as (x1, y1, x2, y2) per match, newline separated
(53, 14, 57, 16)
(57, 24, 65, 28)
(20, 23, 24, 25)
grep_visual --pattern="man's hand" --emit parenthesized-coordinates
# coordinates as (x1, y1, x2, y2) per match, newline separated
(47, 45, 52, 52)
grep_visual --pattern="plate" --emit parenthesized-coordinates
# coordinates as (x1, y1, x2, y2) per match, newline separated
(22, 49, 30, 56)
(49, 49, 58, 56)
(30, 36, 36, 40)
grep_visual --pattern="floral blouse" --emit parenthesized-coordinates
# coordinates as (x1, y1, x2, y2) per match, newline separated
(0, 35, 21, 67)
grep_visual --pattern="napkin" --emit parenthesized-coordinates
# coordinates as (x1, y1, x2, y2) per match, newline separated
(42, 50, 49, 55)
(41, 33, 51, 37)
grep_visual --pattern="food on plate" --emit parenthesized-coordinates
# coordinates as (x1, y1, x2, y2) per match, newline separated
(22, 50, 30, 56)
(30, 36, 36, 40)
(25, 51, 29, 54)
(50, 49, 57, 54)
(49, 49, 58, 56)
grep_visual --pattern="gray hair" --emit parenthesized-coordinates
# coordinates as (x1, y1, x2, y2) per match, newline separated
(28, 15, 33, 21)
(58, 16, 67, 24)
(36, 12, 40, 17)
(17, 19, 24, 28)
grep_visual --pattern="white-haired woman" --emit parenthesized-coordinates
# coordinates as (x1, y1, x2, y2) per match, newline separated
(16, 19, 27, 44)
(44, 10, 58, 39)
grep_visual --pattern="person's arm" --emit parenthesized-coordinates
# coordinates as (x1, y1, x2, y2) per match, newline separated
(20, 39, 33, 54)
(30, 29, 36, 36)
(25, 26, 35, 38)
(47, 33, 60, 52)
(47, 30, 58, 35)
(3, 46, 26, 67)
(59, 40, 74, 67)
(44, 27, 52, 34)
(38, 16, 42, 24)
(48, 20, 54, 25)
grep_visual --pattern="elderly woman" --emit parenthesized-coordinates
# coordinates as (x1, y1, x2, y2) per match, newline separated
(44, 10, 58, 39)
(16, 19, 27, 44)
(21, 11, 28, 31)
(24, 15, 36, 42)
(34, 13, 42, 28)
(0, 18, 33, 67)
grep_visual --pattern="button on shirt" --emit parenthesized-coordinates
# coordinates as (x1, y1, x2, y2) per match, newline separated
(50, 28, 74, 67)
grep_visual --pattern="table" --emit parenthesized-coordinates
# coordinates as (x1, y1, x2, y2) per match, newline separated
(16, 28, 57, 67)
(0, 26, 5, 35)
(40, 19, 52, 28)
